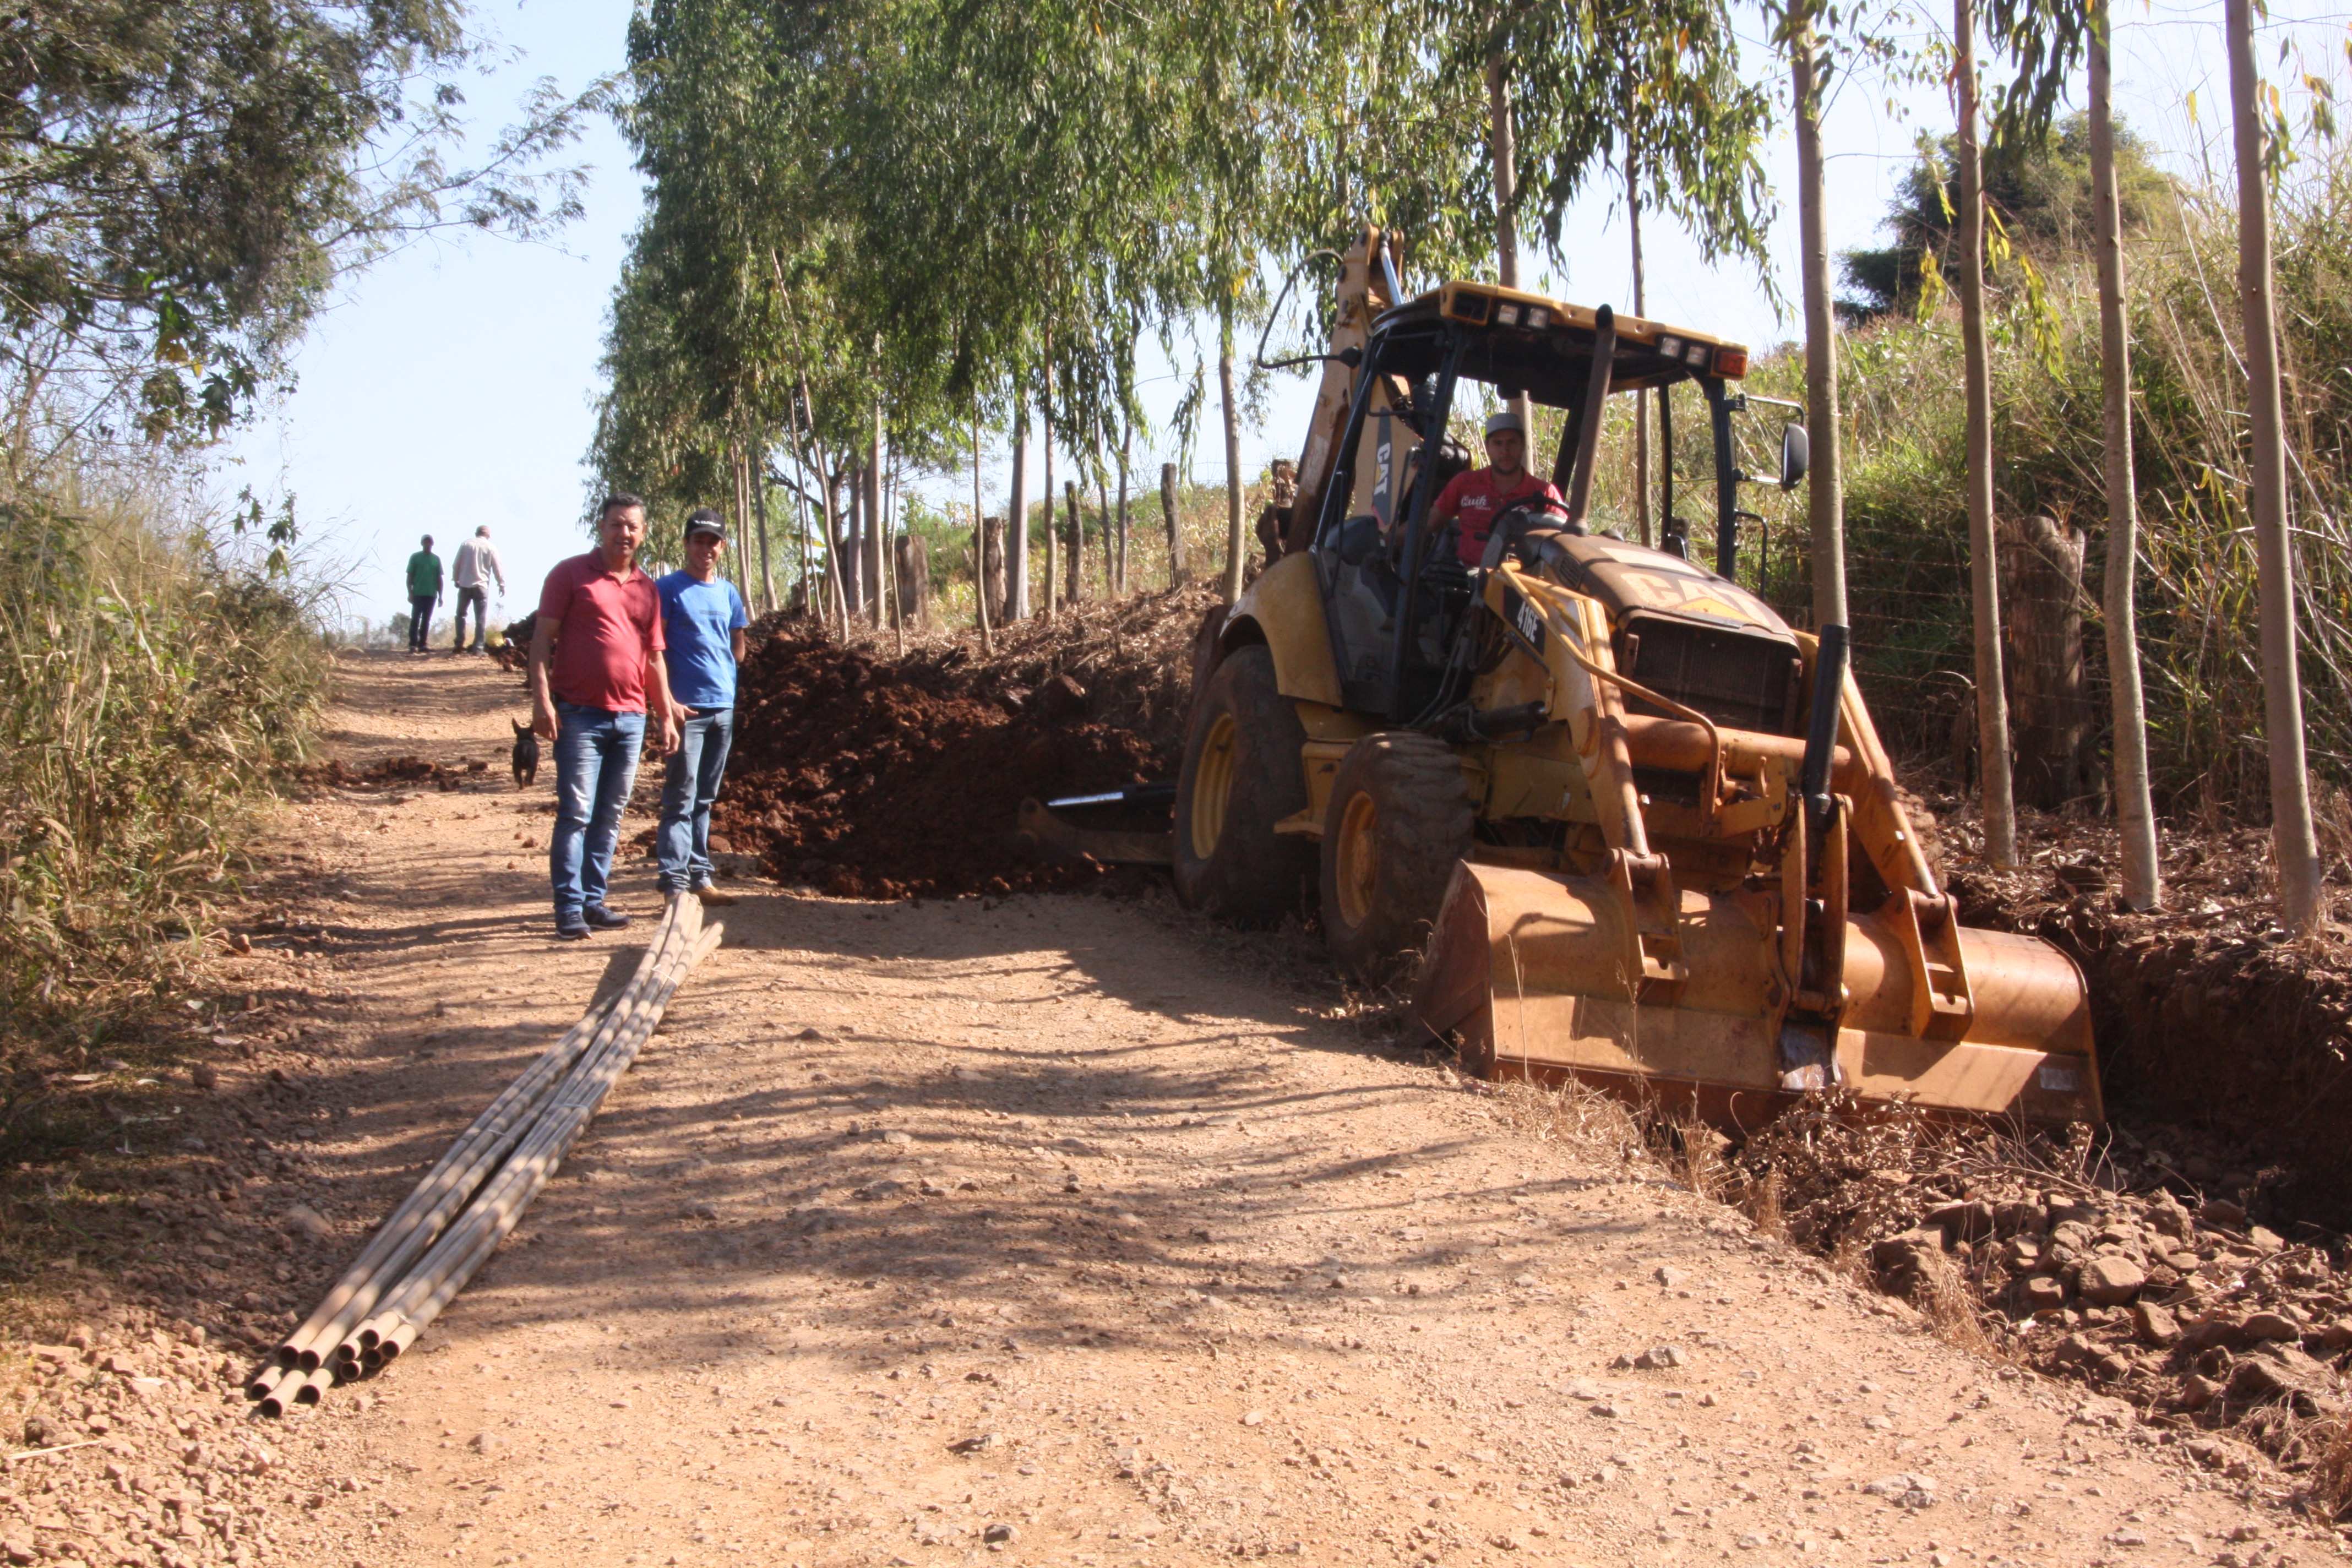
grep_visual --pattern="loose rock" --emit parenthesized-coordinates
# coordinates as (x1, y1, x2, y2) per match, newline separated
(2078, 1256, 2145, 1306)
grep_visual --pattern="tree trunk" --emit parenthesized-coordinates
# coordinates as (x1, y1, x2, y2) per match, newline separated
(1218, 304, 1244, 603)
(750, 438, 777, 614)
(1629, 137, 1651, 548)
(734, 443, 757, 609)
(1116, 423, 1131, 596)
(1162, 461, 1185, 585)
(1066, 478, 1086, 603)
(1791, 10, 1848, 629)
(1999, 515, 2094, 809)
(895, 532, 930, 631)
(1487, 48, 1532, 433)
(792, 368, 850, 637)
(972, 396, 993, 655)
(2227, 0, 2324, 932)
(867, 406, 886, 629)
(841, 462, 864, 621)
(1043, 359, 1059, 618)
(2089, 6, 2162, 910)
(1095, 435, 1113, 600)
(724, 440, 745, 597)
(980, 518, 1007, 627)
(886, 439, 904, 656)
(1008, 382, 1030, 620)
(1956, 0, 2018, 865)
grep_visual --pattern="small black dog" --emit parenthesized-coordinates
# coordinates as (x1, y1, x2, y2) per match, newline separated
(510, 718, 540, 788)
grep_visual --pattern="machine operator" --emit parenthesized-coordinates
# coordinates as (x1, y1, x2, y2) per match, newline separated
(1429, 410, 1561, 566)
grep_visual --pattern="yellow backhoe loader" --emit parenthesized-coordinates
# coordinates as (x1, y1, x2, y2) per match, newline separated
(1173, 226, 2098, 1130)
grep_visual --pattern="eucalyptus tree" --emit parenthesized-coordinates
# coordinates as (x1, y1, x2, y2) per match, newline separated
(1952, 0, 2019, 865)
(1503, 0, 1773, 561)
(1776, 0, 1851, 628)
(0, 0, 602, 469)
(1956, 0, 2096, 864)
(2086, 1, 2159, 911)
(2224, 0, 2324, 934)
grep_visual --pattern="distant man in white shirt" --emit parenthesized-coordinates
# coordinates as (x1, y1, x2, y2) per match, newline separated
(450, 525, 507, 654)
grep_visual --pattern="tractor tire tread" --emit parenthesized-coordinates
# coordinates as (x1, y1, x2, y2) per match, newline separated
(1172, 644, 1315, 925)
(1321, 731, 1474, 982)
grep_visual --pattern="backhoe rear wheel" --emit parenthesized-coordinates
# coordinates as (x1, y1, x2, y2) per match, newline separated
(1320, 731, 1475, 983)
(1173, 644, 1315, 924)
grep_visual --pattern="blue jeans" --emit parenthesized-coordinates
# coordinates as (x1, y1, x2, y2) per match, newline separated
(550, 702, 645, 918)
(657, 707, 735, 893)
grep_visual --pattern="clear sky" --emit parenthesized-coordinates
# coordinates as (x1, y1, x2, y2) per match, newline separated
(220, 1, 2344, 630)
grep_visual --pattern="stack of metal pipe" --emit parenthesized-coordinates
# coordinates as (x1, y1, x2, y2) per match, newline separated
(247, 897, 720, 1415)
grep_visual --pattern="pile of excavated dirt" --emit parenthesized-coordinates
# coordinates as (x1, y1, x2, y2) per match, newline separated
(710, 584, 1222, 898)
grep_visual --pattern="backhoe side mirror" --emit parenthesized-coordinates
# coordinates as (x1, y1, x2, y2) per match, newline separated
(1779, 423, 1810, 492)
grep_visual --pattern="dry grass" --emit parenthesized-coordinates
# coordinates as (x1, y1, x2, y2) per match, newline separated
(2309, 1417, 2352, 1523)
(1910, 1247, 2004, 1358)
(0, 480, 326, 1083)
(1489, 1074, 1648, 1166)
(1656, 1113, 1732, 1203)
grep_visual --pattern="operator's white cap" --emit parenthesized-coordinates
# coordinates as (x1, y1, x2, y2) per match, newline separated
(1484, 411, 1525, 437)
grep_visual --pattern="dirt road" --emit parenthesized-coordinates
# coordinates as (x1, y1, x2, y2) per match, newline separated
(34, 653, 2326, 1568)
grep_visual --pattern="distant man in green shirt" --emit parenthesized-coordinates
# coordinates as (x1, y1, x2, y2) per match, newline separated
(405, 535, 443, 655)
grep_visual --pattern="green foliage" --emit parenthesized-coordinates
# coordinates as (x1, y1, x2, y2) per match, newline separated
(1839, 115, 2174, 318)
(1755, 139, 2352, 819)
(0, 478, 328, 1043)
(589, 0, 1775, 602)
(0, 1, 606, 452)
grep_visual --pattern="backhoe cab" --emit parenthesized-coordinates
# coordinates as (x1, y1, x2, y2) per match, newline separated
(1175, 226, 2098, 1131)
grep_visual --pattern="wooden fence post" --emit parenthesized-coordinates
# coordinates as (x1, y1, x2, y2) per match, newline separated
(1162, 462, 1185, 585)
(981, 518, 1008, 628)
(894, 534, 930, 632)
(1999, 514, 2094, 810)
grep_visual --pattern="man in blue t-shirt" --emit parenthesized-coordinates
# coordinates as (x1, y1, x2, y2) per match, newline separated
(655, 509, 751, 905)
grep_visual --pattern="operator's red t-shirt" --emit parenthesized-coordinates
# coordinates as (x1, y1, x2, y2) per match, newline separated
(537, 552, 665, 713)
(1434, 468, 1564, 564)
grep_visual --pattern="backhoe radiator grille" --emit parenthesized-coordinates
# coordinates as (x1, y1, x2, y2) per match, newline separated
(1614, 611, 1801, 737)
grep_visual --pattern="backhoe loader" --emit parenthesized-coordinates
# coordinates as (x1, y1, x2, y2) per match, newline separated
(1173, 226, 2098, 1129)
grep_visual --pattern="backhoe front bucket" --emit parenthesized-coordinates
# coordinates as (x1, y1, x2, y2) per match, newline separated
(1412, 862, 2100, 1129)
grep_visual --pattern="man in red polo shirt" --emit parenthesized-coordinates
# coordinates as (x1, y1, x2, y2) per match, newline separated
(529, 494, 683, 940)
(1430, 411, 1561, 566)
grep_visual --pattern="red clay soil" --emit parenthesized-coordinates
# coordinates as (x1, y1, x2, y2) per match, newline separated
(706, 584, 1222, 900)
(712, 634, 1167, 899)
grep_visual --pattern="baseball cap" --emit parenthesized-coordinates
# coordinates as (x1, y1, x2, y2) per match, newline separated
(1485, 411, 1525, 437)
(684, 508, 726, 540)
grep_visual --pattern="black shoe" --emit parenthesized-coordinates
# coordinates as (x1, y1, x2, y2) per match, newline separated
(554, 915, 591, 940)
(582, 905, 631, 930)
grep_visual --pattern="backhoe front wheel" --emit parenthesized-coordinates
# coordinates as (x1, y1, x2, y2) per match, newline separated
(1173, 644, 1315, 924)
(1320, 731, 1475, 983)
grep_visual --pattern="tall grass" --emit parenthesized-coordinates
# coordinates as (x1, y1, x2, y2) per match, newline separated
(1730, 139, 2352, 819)
(0, 473, 328, 1053)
